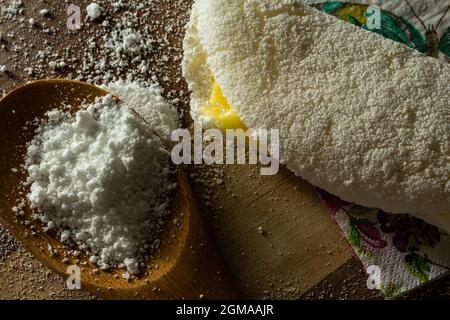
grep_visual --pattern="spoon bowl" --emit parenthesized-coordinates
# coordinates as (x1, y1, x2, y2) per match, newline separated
(0, 79, 238, 299)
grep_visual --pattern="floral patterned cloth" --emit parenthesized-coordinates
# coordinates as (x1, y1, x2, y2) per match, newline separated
(318, 190, 450, 298)
(308, 0, 450, 298)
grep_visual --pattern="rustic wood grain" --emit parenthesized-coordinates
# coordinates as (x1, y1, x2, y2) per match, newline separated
(0, 0, 447, 299)
(199, 164, 354, 298)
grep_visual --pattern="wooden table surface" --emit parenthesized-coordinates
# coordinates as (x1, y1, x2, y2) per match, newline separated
(0, 0, 448, 299)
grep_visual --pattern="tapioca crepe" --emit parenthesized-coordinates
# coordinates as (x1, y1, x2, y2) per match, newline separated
(182, 0, 450, 233)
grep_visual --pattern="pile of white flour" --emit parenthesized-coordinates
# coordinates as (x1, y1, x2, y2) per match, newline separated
(24, 81, 178, 274)
(104, 80, 179, 141)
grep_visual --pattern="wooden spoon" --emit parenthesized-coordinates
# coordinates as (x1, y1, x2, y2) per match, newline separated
(0, 79, 238, 299)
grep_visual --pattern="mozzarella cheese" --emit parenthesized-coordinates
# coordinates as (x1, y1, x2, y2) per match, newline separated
(199, 81, 245, 129)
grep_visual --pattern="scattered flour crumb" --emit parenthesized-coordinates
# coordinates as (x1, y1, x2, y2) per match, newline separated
(87, 3, 103, 21)
(257, 226, 267, 236)
(0, 64, 7, 76)
(39, 9, 49, 17)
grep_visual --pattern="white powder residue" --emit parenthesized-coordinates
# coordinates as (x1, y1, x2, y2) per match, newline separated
(99, 27, 154, 79)
(0, 224, 18, 260)
(0, 0, 23, 18)
(87, 3, 103, 21)
(103, 80, 179, 141)
(0, 65, 7, 76)
(25, 94, 176, 274)
(39, 9, 49, 17)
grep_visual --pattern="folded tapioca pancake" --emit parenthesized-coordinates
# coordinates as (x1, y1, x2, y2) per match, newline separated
(182, 0, 450, 233)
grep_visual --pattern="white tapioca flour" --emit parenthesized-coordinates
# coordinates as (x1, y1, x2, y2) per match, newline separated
(0, 65, 7, 76)
(103, 80, 179, 141)
(87, 3, 103, 21)
(24, 87, 178, 274)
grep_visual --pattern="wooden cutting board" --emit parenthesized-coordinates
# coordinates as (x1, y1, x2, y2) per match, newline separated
(191, 163, 355, 298)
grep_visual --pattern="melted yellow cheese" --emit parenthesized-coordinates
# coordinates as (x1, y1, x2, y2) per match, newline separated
(199, 82, 245, 130)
